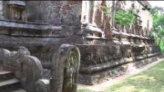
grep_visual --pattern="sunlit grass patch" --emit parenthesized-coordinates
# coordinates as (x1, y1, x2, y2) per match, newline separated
(105, 61, 164, 92)
(78, 61, 164, 92)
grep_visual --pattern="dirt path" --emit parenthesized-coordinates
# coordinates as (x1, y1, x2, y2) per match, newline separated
(78, 58, 164, 92)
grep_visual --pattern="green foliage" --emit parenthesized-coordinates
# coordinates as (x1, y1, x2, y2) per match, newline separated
(150, 7, 164, 29)
(114, 8, 135, 26)
(150, 6, 164, 48)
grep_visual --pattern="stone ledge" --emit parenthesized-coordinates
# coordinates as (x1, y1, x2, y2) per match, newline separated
(78, 54, 162, 85)
(0, 20, 62, 31)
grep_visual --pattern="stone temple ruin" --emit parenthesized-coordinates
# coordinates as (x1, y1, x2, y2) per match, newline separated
(78, 1, 161, 85)
(0, 0, 162, 92)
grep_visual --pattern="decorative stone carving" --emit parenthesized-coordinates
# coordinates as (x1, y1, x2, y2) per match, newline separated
(19, 55, 43, 92)
(0, 46, 30, 67)
(51, 44, 80, 92)
(0, 47, 43, 92)
(83, 23, 104, 39)
(0, 49, 10, 65)
(112, 28, 120, 44)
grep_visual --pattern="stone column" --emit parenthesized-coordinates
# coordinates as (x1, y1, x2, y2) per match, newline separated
(0, 1, 4, 19)
(81, 1, 90, 24)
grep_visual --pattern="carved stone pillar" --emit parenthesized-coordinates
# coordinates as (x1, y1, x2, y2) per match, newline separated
(0, 1, 4, 19)
(0, 46, 43, 92)
(112, 28, 120, 44)
(51, 44, 80, 92)
(91, 1, 103, 25)
(81, 1, 90, 24)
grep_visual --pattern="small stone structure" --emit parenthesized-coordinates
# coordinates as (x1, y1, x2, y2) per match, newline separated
(0, 0, 161, 91)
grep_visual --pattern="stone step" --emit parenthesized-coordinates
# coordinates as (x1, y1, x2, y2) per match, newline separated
(0, 78, 19, 88)
(0, 68, 24, 92)
(0, 70, 12, 76)
(12, 89, 26, 92)
(0, 71, 12, 75)
(0, 70, 14, 81)
(0, 70, 24, 92)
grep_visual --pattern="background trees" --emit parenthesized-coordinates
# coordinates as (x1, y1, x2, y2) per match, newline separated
(150, 6, 164, 51)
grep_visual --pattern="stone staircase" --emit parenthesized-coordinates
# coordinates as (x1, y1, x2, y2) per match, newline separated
(0, 68, 26, 92)
(0, 44, 81, 92)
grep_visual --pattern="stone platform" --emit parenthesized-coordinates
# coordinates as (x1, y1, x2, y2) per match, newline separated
(77, 44, 162, 85)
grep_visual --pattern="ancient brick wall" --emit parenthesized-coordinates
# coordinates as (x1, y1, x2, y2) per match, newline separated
(27, 1, 82, 25)
(26, 1, 82, 43)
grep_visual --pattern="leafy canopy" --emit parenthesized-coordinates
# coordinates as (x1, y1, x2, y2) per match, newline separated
(114, 8, 135, 26)
(150, 6, 164, 48)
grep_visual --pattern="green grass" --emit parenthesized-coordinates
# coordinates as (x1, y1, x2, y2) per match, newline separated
(160, 44, 164, 52)
(78, 88, 95, 92)
(78, 61, 164, 92)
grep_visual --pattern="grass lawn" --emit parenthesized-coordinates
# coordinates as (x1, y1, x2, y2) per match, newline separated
(78, 60, 164, 92)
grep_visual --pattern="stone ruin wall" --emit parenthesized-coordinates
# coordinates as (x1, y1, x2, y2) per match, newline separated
(25, 1, 150, 85)
(26, 1, 82, 37)
(0, 1, 160, 85)
(25, 1, 83, 68)
(24, 1, 159, 85)
(27, 1, 81, 24)
(0, 1, 83, 68)
(78, 1, 161, 85)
